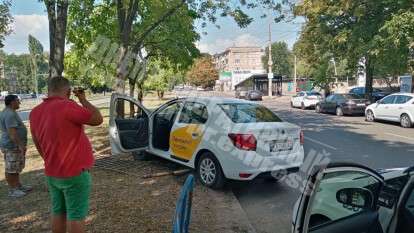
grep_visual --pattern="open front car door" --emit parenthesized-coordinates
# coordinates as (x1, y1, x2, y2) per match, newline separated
(109, 93, 150, 155)
(292, 163, 384, 233)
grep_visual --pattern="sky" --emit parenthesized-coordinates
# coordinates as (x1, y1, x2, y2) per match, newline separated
(3, 0, 304, 55)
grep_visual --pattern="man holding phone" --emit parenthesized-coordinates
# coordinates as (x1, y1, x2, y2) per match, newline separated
(30, 76, 103, 233)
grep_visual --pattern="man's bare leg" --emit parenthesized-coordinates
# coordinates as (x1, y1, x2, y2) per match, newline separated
(67, 220, 85, 233)
(52, 214, 66, 233)
(5, 173, 20, 188)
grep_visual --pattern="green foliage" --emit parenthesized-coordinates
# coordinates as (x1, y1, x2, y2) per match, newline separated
(0, 0, 12, 48)
(262, 42, 293, 77)
(144, 59, 176, 99)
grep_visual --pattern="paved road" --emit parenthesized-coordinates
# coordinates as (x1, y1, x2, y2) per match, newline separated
(233, 97, 414, 233)
(18, 97, 110, 122)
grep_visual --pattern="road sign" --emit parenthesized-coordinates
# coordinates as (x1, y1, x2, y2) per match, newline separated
(268, 73, 274, 80)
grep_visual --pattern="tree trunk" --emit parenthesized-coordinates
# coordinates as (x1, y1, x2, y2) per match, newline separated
(128, 77, 136, 98)
(45, 0, 68, 79)
(364, 57, 374, 101)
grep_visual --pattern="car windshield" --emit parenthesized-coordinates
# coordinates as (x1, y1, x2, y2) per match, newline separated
(219, 103, 282, 123)
(344, 94, 364, 99)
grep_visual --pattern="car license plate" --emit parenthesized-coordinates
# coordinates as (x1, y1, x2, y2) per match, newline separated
(269, 140, 293, 152)
(357, 103, 365, 106)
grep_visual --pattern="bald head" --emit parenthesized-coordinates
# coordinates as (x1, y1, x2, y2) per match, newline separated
(48, 76, 71, 98)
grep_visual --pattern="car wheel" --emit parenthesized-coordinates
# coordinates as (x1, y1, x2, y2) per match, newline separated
(336, 107, 344, 116)
(400, 114, 413, 128)
(365, 110, 375, 122)
(301, 102, 306, 110)
(197, 152, 225, 189)
(315, 104, 321, 113)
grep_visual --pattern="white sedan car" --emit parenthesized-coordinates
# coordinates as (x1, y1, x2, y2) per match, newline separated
(109, 94, 304, 189)
(365, 93, 414, 128)
(291, 91, 323, 109)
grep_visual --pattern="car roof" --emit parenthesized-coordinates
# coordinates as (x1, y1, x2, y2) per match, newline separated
(182, 96, 253, 105)
(388, 92, 414, 97)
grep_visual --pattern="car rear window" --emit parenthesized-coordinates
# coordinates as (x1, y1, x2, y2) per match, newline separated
(219, 103, 282, 123)
(306, 92, 321, 96)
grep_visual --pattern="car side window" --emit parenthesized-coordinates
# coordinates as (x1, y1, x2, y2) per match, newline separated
(381, 96, 396, 104)
(179, 102, 208, 124)
(155, 102, 182, 123)
(405, 187, 414, 216)
(395, 95, 413, 104)
(326, 95, 334, 101)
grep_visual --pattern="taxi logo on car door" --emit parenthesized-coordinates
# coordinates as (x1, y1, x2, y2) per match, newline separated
(170, 124, 204, 161)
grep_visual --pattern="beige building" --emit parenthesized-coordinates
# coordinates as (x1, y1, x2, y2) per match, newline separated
(213, 46, 266, 91)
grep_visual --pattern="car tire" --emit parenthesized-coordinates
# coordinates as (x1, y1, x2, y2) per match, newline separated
(365, 110, 375, 122)
(400, 114, 413, 128)
(301, 102, 306, 110)
(315, 104, 321, 113)
(336, 107, 344, 116)
(196, 152, 225, 189)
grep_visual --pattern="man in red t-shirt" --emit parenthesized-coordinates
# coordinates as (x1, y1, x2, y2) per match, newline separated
(30, 76, 103, 233)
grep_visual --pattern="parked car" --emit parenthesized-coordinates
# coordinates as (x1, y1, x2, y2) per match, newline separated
(365, 93, 414, 128)
(349, 87, 391, 101)
(315, 93, 370, 116)
(292, 162, 414, 233)
(109, 94, 304, 189)
(291, 91, 322, 109)
(246, 90, 263, 101)
(235, 90, 248, 99)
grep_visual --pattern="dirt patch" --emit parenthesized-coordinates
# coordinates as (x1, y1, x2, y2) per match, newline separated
(0, 108, 252, 233)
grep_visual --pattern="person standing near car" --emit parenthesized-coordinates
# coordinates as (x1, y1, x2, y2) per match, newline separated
(0, 94, 32, 198)
(30, 76, 103, 233)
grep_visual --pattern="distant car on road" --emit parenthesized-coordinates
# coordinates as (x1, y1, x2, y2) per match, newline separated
(235, 90, 248, 99)
(292, 163, 414, 233)
(349, 87, 391, 101)
(109, 94, 304, 189)
(315, 93, 370, 116)
(365, 93, 414, 128)
(245, 90, 263, 101)
(291, 91, 322, 109)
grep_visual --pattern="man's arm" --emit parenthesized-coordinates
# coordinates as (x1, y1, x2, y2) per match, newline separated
(8, 127, 26, 154)
(73, 90, 103, 126)
(31, 133, 43, 157)
(78, 98, 103, 126)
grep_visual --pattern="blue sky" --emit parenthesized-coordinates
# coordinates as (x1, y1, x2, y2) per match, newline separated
(4, 1, 303, 54)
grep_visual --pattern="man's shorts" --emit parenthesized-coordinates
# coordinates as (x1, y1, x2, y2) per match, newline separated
(2, 148, 25, 174)
(46, 171, 91, 221)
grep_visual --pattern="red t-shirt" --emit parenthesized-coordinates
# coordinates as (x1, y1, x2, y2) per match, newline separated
(29, 96, 94, 178)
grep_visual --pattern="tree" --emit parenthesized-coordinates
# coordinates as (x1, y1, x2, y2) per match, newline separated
(144, 59, 174, 99)
(28, 35, 44, 95)
(44, 0, 69, 78)
(186, 56, 218, 88)
(0, 0, 12, 48)
(294, 0, 412, 100)
(262, 42, 293, 77)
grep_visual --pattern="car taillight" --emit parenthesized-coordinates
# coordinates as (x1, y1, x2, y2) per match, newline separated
(300, 130, 304, 145)
(228, 133, 257, 151)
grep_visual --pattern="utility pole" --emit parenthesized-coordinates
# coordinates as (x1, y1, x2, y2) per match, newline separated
(268, 10, 273, 97)
(294, 55, 297, 94)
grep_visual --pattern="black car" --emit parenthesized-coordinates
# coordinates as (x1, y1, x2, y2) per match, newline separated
(315, 93, 370, 116)
(349, 87, 390, 101)
(246, 90, 263, 101)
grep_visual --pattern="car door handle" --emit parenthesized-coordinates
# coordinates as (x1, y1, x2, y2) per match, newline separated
(192, 133, 199, 138)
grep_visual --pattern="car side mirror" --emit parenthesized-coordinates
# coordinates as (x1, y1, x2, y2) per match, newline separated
(336, 188, 373, 209)
(376, 100, 381, 104)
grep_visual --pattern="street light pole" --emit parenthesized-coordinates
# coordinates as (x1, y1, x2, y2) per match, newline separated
(268, 10, 273, 97)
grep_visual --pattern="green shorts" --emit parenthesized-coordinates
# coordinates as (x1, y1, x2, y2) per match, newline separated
(46, 171, 92, 221)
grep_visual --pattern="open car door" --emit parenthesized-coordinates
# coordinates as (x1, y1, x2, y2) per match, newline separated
(387, 167, 414, 233)
(109, 93, 150, 155)
(292, 162, 384, 233)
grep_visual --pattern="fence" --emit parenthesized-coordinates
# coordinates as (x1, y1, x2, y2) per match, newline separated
(172, 175, 195, 233)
